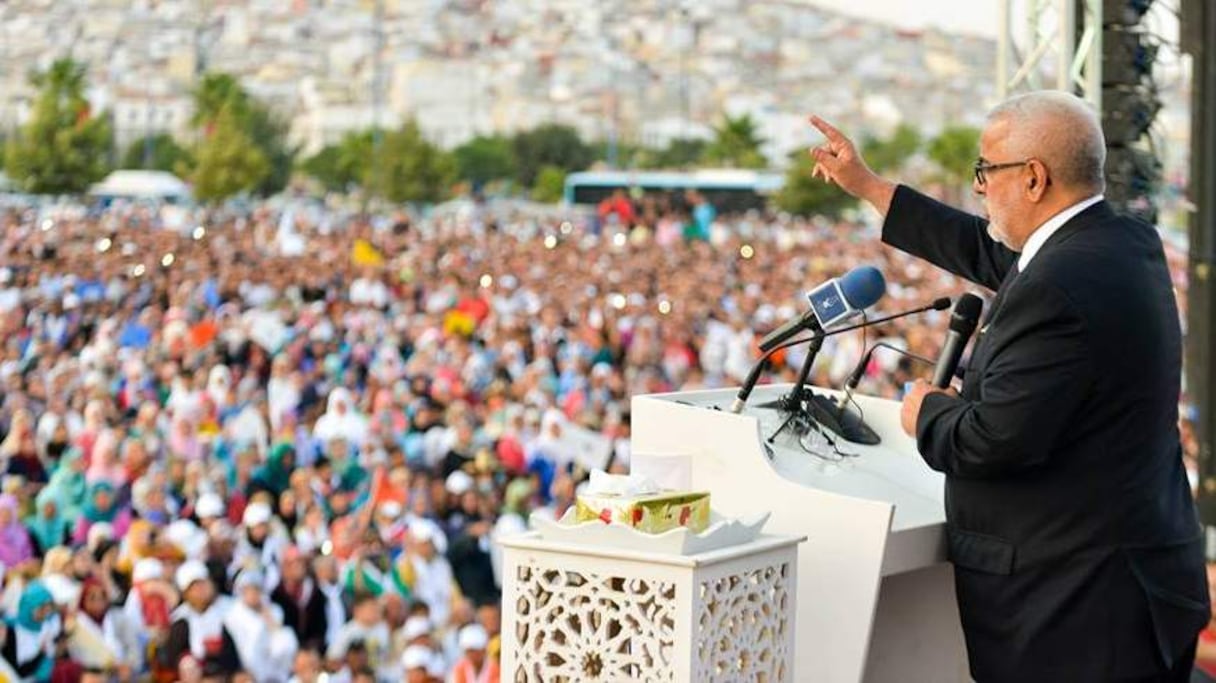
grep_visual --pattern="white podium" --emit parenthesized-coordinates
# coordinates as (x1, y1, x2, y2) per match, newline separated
(631, 384, 969, 683)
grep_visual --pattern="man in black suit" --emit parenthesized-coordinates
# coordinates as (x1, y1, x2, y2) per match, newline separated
(808, 91, 1209, 682)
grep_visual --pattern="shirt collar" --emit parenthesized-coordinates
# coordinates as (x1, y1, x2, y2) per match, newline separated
(1017, 194, 1103, 271)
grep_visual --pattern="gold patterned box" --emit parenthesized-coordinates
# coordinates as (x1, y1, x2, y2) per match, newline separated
(575, 490, 711, 533)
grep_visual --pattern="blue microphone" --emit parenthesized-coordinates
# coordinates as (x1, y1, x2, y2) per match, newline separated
(758, 266, 886, 353)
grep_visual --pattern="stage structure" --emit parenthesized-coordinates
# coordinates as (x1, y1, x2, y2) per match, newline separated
(1183, 0, 1216, 545)
(999, 0, 1166, 223)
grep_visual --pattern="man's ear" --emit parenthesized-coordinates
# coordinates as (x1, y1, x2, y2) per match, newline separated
(1027, 161, 1049, 201)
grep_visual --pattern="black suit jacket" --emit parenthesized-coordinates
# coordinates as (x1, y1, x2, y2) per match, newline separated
(270, 579, 331, 653)
(883, 185, 1209, 682)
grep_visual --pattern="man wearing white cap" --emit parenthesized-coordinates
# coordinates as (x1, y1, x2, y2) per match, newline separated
(162, 560, 240, 679)
(223, 568, 299, 682)
(400, 644, 433, 683)
(194, 492, 225, 530)
(401, 518, 458, 628)
(231, 500, 286, 591)
(449, 624, 493, 683)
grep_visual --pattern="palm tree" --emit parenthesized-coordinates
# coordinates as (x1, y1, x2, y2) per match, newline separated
(704, 113, 767, 169)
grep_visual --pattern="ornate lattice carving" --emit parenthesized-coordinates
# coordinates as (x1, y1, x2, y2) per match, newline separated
(510, 564, 677, 682)
(508, 559, 792, 682)
(694, 562, 792, 682)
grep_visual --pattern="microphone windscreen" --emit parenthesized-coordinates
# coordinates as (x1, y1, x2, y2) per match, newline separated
(949, 292, 984, 334)
(839, 266, 886, 310)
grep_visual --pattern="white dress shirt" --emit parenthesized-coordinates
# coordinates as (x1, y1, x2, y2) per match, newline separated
(1017, 195, 1104, 271)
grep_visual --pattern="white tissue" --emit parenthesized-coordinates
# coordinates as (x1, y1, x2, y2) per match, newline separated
(584, 470, 660, 497)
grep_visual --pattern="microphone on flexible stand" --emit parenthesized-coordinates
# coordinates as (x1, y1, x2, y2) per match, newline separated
(834, 342, 938, 413)
(932, 293, 984, 388)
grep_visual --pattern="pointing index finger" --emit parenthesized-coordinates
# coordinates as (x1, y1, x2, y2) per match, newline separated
(809, 115, 847, 145)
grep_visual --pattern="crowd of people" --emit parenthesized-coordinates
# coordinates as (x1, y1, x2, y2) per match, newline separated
(0, 190, 1192, 682)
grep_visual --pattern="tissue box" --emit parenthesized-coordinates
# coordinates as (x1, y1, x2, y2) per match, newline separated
(575, 490, 711, 533)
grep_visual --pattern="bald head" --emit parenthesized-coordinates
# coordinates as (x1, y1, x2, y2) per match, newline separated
(987, 91, 1106, 195)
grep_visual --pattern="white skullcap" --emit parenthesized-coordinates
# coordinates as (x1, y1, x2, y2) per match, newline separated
(445, 470, 474, 496)
(164, 519, 208, 560)
(401, 645, 432, 671)
(175, 560, 210, 593)
(132, 558, 164, 584)
(378, 500, 402, 519)
(409, 518, 448, 555)
(458, 623, 489, 651)
(403, 615, 432, 642)
(87, 522, 114, 550)
(196, 492, 224, 519)
(242, 501, 272, 527)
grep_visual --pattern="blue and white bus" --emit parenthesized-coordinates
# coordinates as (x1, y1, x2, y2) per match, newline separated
(563, 169, 784, 212)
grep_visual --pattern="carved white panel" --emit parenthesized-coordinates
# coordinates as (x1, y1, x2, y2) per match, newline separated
(693, 562, 793, 682)
(504, 540, 798, 683)
(510, 564, 678, 682)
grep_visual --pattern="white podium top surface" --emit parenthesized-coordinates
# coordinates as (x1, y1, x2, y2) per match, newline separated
(637, 384, 946, 533)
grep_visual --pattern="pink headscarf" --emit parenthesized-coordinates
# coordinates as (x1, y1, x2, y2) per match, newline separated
(86, 429, 127, 485)
(0, 494, 34, 569)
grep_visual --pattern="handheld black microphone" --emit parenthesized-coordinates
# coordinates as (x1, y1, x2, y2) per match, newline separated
(835, 342, 938, 412)
(931, 293, 984, 388)
(758, 266, 886, 353)
(730, 296, 950, 414)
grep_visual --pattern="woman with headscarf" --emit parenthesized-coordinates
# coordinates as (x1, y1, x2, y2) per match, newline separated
(130, 475, 176, 527)
(312, 388, 368, 446)
(43, 447, 86, 520)
(2, 409, 46, 484)
(250, 443, 295, 498)
(76, 399, 108, 462)
(490, 478, 534, 588)
(23, 486, 70, 556)
(67, 576, 135, 680)
(0, 494, 35, 572)
(73, 481, 131, 546)
(85, 429, 126, 487)
(1, 581, 60, 681)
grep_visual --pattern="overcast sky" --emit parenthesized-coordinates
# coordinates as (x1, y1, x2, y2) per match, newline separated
(808, 0, 1000, 37)
(807, 0, 1181, 43)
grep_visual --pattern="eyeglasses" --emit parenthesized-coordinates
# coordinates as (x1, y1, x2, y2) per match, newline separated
(973, 158, 1031, 187)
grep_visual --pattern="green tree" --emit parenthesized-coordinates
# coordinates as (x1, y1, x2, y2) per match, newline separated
(861, 123, 921, 174)
(4, 58, 113, 194)
(644, 137, 708, 169)
(301, 130, 373, 192)
(120, 133, 193, 173)
(512, 124, 594, 188)
(775, 150, 858, 218)
(453, 134, 516, 186)
(927, 125, 981, 203)
(190, 72, 294, 195)
(704, 113, 766, 169)
(367, 120, 455, 203)
(190, 104, 269, 202)
(531, 164, 566, 203)
(927, 125, 981, 185)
